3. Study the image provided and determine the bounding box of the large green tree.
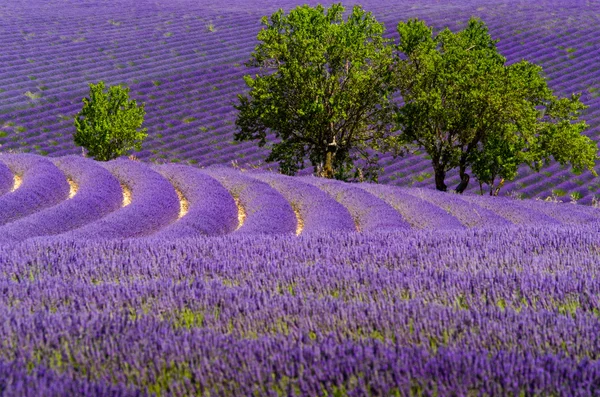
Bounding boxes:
[234,3,399,181]
[74,81,147,161]
[394,17,598,193]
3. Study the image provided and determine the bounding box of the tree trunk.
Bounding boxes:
[434,167,447,191]
[323,150,334,179]
[455,165,470,194]
[492,178,505,196]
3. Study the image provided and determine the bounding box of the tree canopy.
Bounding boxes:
[74,81,147,161]
[393,17,598,194]
[234,3,399,181]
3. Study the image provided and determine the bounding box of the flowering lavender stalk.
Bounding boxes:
[63,158,179,239]
[249,172,356,233]
[0,156,122,243]
[150,164,238,237]
[359,183,465,230]
[201,167,297,234]
[0,153,69,226]
[299,176,411,232]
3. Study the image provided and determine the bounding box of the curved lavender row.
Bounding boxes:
[460,194,561,225]
[151,164,238,237]
[359,183,465,230]
[401,187,513,228]
[0,161,13,196]
[63,159,179,239]
[0,156,123,243]
[249,172,356,233]
[505,197,600,225]
[0,154,70,226]
[299,176,411,232]
[201,167,297,234]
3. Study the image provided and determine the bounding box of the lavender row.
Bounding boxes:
[249,172,356,233]
[299,176,410,232]
[151,164,238,238]
[0,153,69,226]
[459,194,561,225]
[400,187,513,228]
[0,155,122,243]
[359,183,465,230]
[63,158,179,239]
[201,167,297,234]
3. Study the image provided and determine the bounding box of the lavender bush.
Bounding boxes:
[62,158,179,239]
[201,167,297,234]
[0,155,122,243]
[249,172,356,233]
[0,153,69,225]
[151,164,238,237]
[299,176,411,232]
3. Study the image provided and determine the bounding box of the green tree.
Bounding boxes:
[74,81,147,161]
[234,3,399,181]
[394,17,598,193]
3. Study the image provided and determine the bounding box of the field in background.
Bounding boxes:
[1,0,600,202]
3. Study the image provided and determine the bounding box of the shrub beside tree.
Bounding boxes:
[393,17,598,194]
[234,3,400,181]
[74,81,147,161]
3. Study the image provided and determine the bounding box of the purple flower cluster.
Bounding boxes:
[0,225,598,394]
[0,155,122,243]
[151,164,238,237]
[300,176,411,232]
[201,167,297,234]
[0,153,69,226]
[249,172,356,233]
[64,158,179,239]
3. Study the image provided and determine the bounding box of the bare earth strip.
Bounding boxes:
[67,178,78,199]
[234,197,246,230]
[11,175,22,192]
[174,188,189,219]
[291,203,304,236]
[121,184,132,207]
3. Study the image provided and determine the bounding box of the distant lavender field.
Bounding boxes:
[2,1,600,394]
[1,0,600,201]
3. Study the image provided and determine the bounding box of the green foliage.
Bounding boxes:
[234,3,399,181]
[73,81,147,161]
[394,17,599,194]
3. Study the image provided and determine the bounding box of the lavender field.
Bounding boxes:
[1,0,600,201]
[3,0,600,395]
[0,153,598,394]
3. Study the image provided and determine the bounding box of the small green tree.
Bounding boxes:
[234,3,399,181]
[394,17,598,194]
[74,81,147,161]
